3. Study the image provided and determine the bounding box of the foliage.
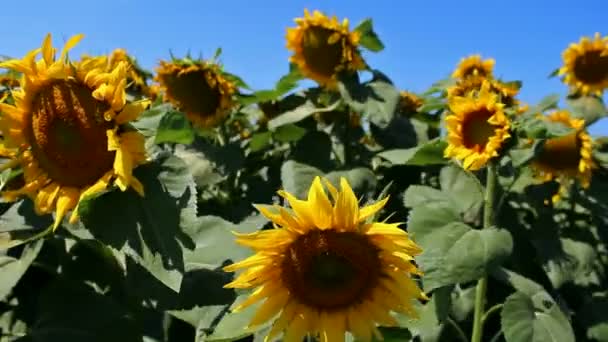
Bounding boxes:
[1,13,608,342]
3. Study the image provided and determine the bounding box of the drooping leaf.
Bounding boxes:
[501,291,575,342]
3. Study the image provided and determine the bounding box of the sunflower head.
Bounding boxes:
[399,91,423,115]
[444,80,511,170]
[155,58,237,128]
[286,9,366,89]
[558,33,608,96]
[0,34,150,229]
[224,176,426,342]
[451,55,495,80]
[530,110,595,202]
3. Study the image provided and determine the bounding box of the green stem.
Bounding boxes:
[446,316,468,342]
[471,162,497,342]
[481,303,503,325]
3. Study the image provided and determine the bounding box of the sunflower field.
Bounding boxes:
[1,9,608,342]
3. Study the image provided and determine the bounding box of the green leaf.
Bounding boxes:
[27,280,141,342]
[541,238,600,289]
[0,239,43,300]
[272,124,307,143]
[280,160,323,199]
[339,78,399,129]
[501,291,575,342]
[249,132,273,152]
[566,94,607,126]
[0,199,53,233]
[537,94,561,112]
[183,214,267,271]
[377,139,447,166]
[155,110,195,144]
[325,168,377,195]
[509,141,544,167]
[409,204,513,291]
[521,117,574,139]
[275,67,303,95]
[78,153,197,292]
[206,294,270,342]
[417,97,446,113]
[267,100,340,130]
[403,185,446,208]
[398,287,449,341]
[490,267,545,297]
[548,68,560,78]
[281,160,376,200]
[354,18,385,52]
[439,165,484,216]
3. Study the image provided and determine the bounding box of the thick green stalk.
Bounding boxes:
[471,162,497,342]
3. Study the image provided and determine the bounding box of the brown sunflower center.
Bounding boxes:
[28,80,115,187]
[462,66,487,78]
[536,132,581,171]
[461,108,497,150]
[301,26,345,77]
[573,50,608,84]
[281,229,381,310]
[165,69,221,117]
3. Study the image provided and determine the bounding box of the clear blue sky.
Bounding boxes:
[1,0,607,135]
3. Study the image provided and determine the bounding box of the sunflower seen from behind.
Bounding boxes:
[451,54,495,80]
[444,80,511,170]
[224,176,426,342]
[530,110,594,203]
[286,9,366,89]
[0,34,150,229]
[558,33,608,96]
[155,57,236,128]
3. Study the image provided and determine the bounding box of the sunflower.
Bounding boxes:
[399,91,423,115]
[0,34,150,229]
[451,55,495,80]
[444,80,511,170]
[286,9,366,89]
[224,177,426,342]
[80,48,152,97]
[155,58,236,128]
[530,110,594,202]
[558,33,608,96]
[447,78,519,108]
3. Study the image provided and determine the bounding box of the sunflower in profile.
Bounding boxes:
[558,33,608,96]
[224,177,426,342]
[444,80,511,170]
[452,55,495,80]
[530,110,594,203]
[0,34,150,229]
[155,58,236,128]
[399,91,423,115]
[286,9,366,88]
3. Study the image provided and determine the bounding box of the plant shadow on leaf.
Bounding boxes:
[21,279,142,342]
[78,154,196,293]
